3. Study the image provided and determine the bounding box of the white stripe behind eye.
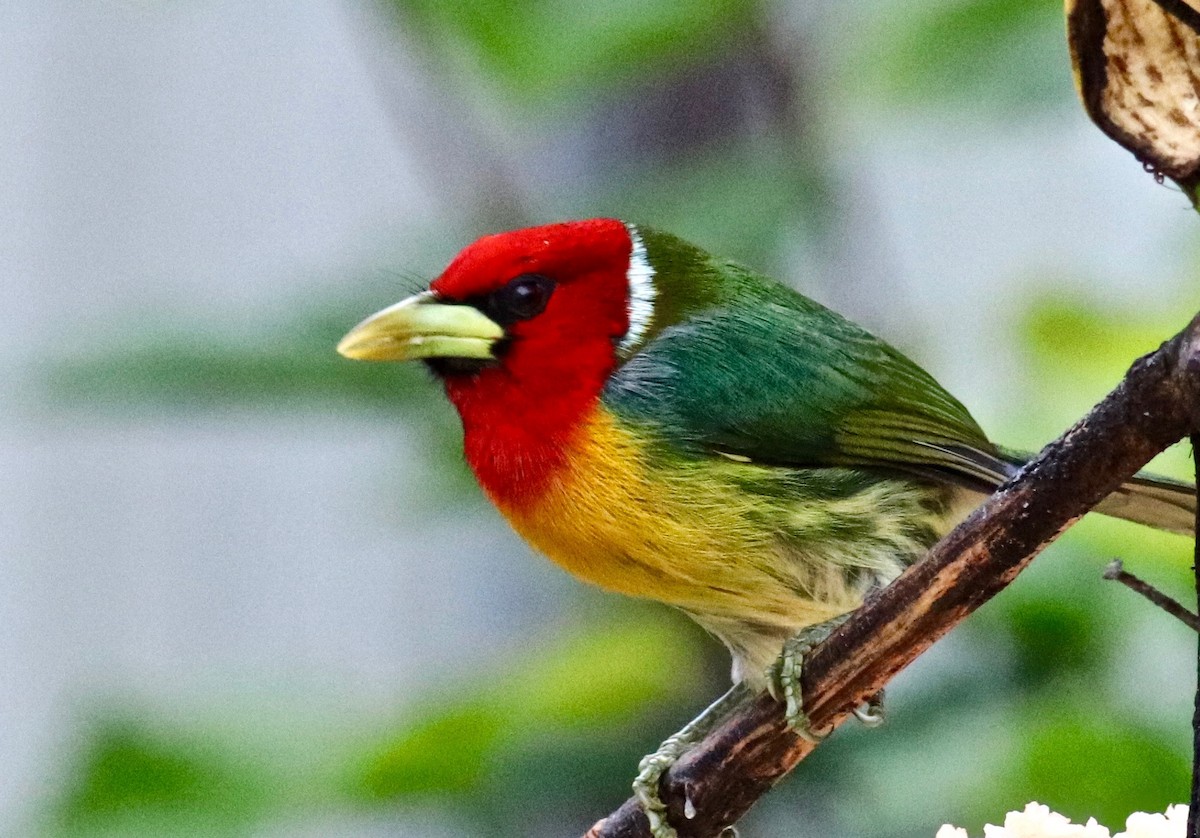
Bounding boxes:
[619,226,656,356]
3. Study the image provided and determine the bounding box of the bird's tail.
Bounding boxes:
[1093,473,1196,536]
[1001,451,1195,536]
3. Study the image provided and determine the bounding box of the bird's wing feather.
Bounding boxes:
[604,289,1008,491]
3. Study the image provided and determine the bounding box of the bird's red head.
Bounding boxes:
[429,218,636,381]
[338,218,657,504]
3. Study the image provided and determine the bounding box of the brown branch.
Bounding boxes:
[1103,558,1200,631]
[585,312,1200,838]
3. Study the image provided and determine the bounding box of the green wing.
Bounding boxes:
[603,270,1009,490]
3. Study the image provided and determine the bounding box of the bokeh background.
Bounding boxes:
[4,1,1198,836]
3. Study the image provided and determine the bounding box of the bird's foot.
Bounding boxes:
[767,615,853,741]
[633,683,749,838]
[634,737,689,838]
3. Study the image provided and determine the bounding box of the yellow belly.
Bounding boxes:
[490,407,974,685]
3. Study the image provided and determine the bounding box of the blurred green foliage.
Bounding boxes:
[1018,294,1197,478]
[44,612,706,837]
[594,148,825,274]
[852,0,1068,107]
[356,617,700,798]
[389,0,760,101]
[355,615,706,835]
[1017,710,1188,828]
[41,296,477,500]
[43,304,425,412]
[50,715,279,837]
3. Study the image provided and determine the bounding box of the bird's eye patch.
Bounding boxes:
[479,274,556,325]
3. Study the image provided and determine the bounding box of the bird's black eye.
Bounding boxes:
[483,274,555,325]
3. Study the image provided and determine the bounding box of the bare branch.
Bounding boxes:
[1103,558,1200,631]
[585,314,1200,838]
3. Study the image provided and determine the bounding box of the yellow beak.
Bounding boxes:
[336,292,505,362]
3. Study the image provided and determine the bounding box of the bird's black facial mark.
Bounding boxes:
[423,275,552,379]
[475,274,556,326]
[424,356,494,377]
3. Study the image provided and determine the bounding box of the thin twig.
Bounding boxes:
[585,313,1200,838]
[1103,559,1200,631]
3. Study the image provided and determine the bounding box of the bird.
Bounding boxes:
[337,218,1195,837]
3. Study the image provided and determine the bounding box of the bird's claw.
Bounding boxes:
[632,684,749,838]
[634,742,686,838]
[769,615,853,740]
[853,690,886,727]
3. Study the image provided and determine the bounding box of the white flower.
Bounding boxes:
[1114,804,1188,838]
[936,820,968,835]
[937,803,1187,838]
[987,802,1110,838]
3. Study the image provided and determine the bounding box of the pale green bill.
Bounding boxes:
[337,292,504,362]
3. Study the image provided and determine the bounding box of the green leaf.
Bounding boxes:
[1023,298,1171,390]
[504,616,697,726]
[352,610,703,802]
[52,716,275,833]
[359,703,509,799]
[1015,711,1189,828]
[1003,592,1106,685]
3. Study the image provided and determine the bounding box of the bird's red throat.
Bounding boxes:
[441,339,618,511]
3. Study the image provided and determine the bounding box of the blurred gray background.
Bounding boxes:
[3,1,1197,836]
